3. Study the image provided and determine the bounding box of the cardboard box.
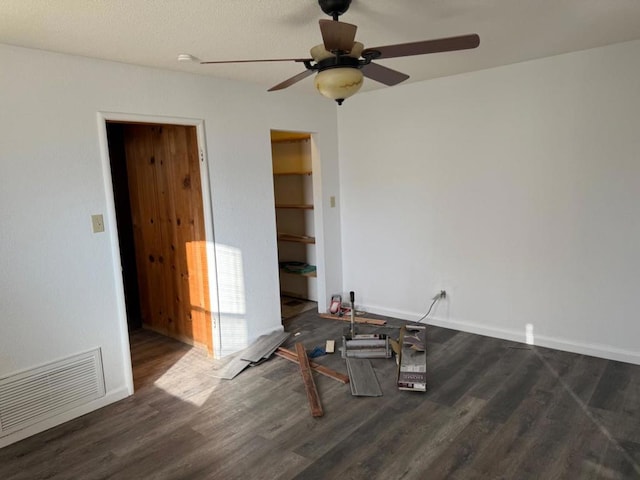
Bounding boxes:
[397,324,427,392]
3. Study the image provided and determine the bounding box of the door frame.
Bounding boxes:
[96,112,221,394]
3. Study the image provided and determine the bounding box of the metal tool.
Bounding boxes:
[341,291,391,359]
[350,290,356,338]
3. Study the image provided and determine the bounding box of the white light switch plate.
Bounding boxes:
[91,214,105,233]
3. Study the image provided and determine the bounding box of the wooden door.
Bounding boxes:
[122,123,213,355]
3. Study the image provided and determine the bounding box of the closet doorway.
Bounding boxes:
[271,130,319,321]
[106,121,214,355]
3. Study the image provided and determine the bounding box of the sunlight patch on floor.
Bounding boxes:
[153,349,220,406]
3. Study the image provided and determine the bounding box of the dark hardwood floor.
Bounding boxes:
[1,311,640,479]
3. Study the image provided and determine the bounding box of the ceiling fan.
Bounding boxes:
[201,0,480,105]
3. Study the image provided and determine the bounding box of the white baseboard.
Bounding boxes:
[363,304,640,366]
[0,386,131,449]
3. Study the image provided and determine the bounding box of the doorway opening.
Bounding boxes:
[270,130,319,322]
[105,121,215,364]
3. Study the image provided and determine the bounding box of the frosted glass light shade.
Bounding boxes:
[314,68,363,102]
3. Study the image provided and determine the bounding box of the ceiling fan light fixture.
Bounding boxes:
[200,0,480,103]
[314,67,363,105]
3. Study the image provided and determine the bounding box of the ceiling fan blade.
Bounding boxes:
[364,34,480,60]
[361,62,409,86]
[268,70,314,91]
[319,19,357,52]
[201,58,310,64]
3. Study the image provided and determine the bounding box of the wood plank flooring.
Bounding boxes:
[280,296,316,322]
[1,311,640,479]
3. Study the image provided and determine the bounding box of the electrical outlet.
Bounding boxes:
[432,290,447,300]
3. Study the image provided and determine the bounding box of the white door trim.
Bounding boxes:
[96,111,221,396]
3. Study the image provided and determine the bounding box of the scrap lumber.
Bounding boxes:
[210,357,251,380]
[325,339,335,354]
[295,343,324,417]
[319,313,386,326]
[213,331,290,380]
[240,331,290,363]
[275,347,349,384]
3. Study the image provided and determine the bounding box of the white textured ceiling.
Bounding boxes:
[2,0,640,95]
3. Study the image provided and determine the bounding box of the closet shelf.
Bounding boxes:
[273,171,312,176]
[277,233,316,244]
[280,268,317,278]
[275,204,314,210]
[279,261,316,277]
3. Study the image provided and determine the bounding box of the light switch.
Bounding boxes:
[330,196,336,208]
[91,214,105,233]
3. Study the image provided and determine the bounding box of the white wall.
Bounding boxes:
[338,39,640,364]
[0,43,341,446]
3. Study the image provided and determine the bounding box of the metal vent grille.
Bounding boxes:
[0,348,105,436]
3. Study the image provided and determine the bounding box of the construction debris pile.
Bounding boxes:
[212,291,427,417]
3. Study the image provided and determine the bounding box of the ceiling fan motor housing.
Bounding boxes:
[316,55,360,71]
[318,0,352,19]
[201,0,479,105]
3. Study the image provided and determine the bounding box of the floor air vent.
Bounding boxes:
[0,348,105,436]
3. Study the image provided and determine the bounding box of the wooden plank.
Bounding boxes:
[295,343,323,417]
[210,357,251,380]
[318,313,386,326]
[160,125,213,355]
[272,171,312,176]
[345,358,382,397]
[275,348,349,384]
[277,233,316,244]
[275,204,314,209]
[165,125,212,354]
[240,331,291,363]
[124,124,168,334]
[152,125,177,339]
